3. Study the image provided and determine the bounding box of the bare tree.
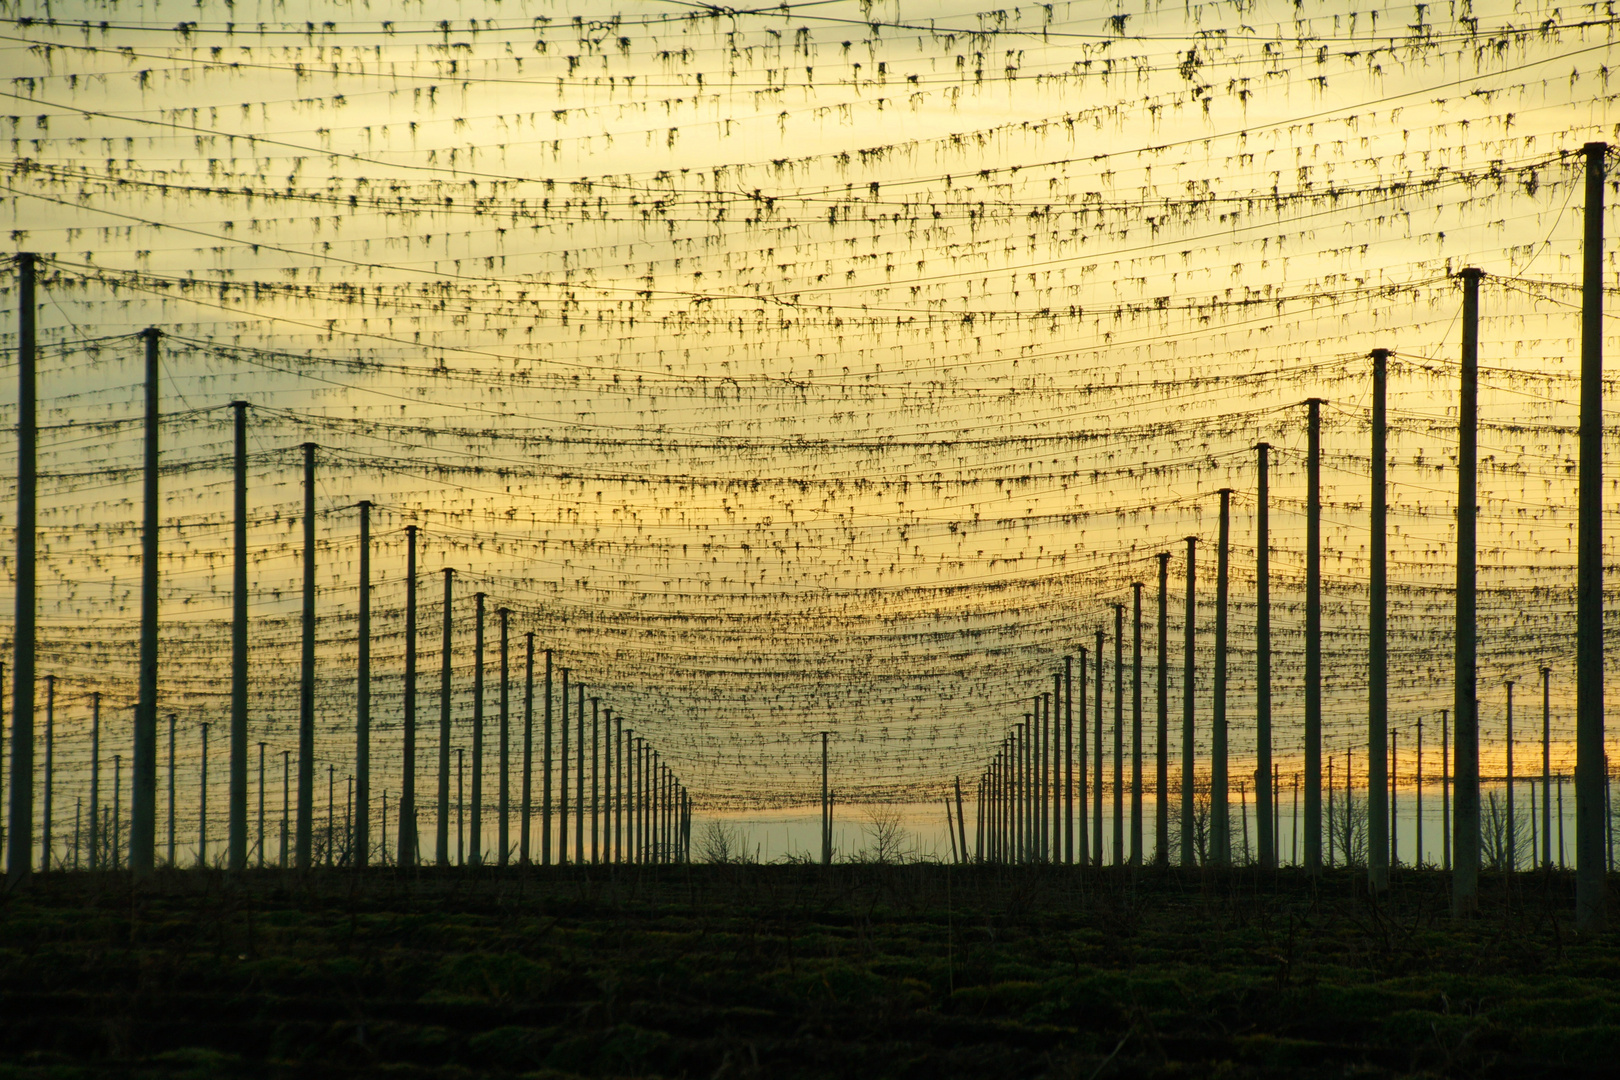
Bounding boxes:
[695,819,751,864]
[856,804,912,864]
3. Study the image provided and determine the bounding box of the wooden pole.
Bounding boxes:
[1094,629,1104,866]
[41,675,53,871]
[437,568,453,866]
[1576,143,1608,930]
[1506,680,1516,873]
[1131,582,1144,866]
[1213,489,1231,866]
[1256,443,1273,868]
[522,633,533,865]
[1076,648,1087,867]
[1304,398,1324,877]
[1454,268,1482,914]
[355,501,371,869]
[198,721,209,868]
[1181,537,1197,867]
[543,650,553,865]
[89,693,100,870]
[1113,603,1124,865]
[400,526,417,869]
[296,443,317,871]
[471,592,485,866]
[167,713,176,866]
[7,253,36,882]
[1065,655,1075,865]
[1156,553,1170,866]
[1542,667,1552,870]
[498,608,510,866]
[132,327,163,878]
[1370,348,1392,894]
[229,401,249,872]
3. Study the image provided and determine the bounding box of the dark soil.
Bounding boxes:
[0,864,1614,1078]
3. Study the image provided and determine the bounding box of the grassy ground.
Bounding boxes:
[0,864,1614,1078]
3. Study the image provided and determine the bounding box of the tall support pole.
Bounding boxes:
[7,253,37,883]
[1094,629,1104,866]
[296,442,317,871]
[1052,677,1062,861]
[89,693,101,870]
[1416,717,1424,867]
[559,668,570,863]
[280,750,289,869]
[437,568,453,866]
[1156,553,1170,866]
[355,500,371,870]
[543,650,553,865]
[400,526,417,869]
[590,698,600,864]
[257,742,266,869]
[602,707,612,864]
[1305,398,1324,877]
[1577,141,1608,931]
[1113,603,1125,865]
[167,713,176,866]
[1542,667,1555,867]
[1065,655,1074,864]
[614,715,624,863]
[575,685,586,860]
[1455,268,1483,915]
[471,593,485,866]
[198,721,209,868]
[41,675,53,871]
[1255,444,1274,868]
[521,632,534,865]
[821,731,830,865]
[229,401,249,872]
[498,608,510,866]
[1077,647,1088,866]
[1212,490,1232,866]
[1039,692,1050,861]
[1506,680,1516,872]
[132,326,163,877]
[1369,347,1391,894]
[1442,709,1451,871]
[1181,538,1197,866]
[1131,582,1144,866]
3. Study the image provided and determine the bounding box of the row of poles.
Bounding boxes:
[3,278,693,878]
[978,652,1609,873]
[976,142,1612,927]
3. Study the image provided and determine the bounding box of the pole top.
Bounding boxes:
[358,498,372,509]
[140,326,161,340]
[1185,535,1198,544]
[1133,580,1144,590]
[405,523,418,534]
[301,440,318,452]
[442,565,454,574]
[1371,347,1392,360]
[1157,551,1170,561]
[229,399,250,409]
[1458,266,1485,282]
[1255,441,1271,452]
[1584,140,1609,154]
[1219,486,1233,496]
[1542,666,1552,676]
